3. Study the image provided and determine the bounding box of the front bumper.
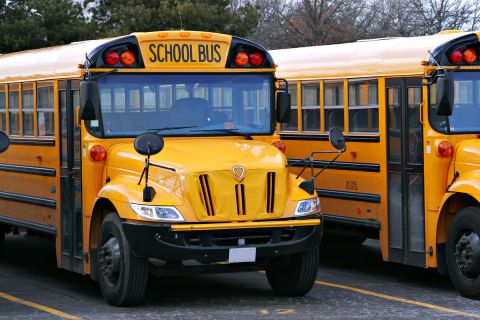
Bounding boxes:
[122,218,322,263]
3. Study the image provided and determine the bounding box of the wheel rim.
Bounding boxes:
[98,234,122,288]
[454,230,480,280]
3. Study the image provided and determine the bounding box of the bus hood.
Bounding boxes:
[455,139,480,165]
[106,139,289,221]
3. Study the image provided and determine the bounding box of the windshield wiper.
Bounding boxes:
[147,125,198,132]
[191,128,253,140]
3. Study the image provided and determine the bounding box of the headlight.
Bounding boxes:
[295,197,320,217]
[131,204,185,222]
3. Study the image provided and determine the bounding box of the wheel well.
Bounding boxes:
[436,193,479,274]
[89,198,117,281]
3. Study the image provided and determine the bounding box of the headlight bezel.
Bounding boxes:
[295,197,321,217]
[130,204,185,222]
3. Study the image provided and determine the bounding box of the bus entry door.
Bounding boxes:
[386,78,425,267]
[59,80,83,273]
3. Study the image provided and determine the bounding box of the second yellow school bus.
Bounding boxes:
[0,31,322,305]
[272,30,480,299]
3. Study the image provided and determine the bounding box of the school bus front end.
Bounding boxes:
[76,31,321,306]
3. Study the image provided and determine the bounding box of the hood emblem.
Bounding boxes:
[232,166,246,182]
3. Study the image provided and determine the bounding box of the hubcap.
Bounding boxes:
[454,230,480,279]
[98,235,122,287]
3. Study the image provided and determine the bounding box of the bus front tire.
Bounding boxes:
[446,206,480,299]
[266,248,318,296]
[97,212,149,306]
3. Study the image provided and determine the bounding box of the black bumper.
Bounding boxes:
[122,221,322,263]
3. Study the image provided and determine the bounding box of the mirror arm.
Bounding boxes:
[149,163,176,172]
[275,78,288,92]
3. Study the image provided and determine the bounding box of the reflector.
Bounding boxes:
[438,140,454,157]
[272,141,286,153]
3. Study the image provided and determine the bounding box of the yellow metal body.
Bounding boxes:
[0,30,318,275]
[271,31,480,269]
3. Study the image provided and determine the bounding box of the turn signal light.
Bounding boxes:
[120,50,136,66]
[90,145,107,161]
[463,48,477,64]
[235,52,249,66]
[438,140,454,157]
[272,141,286,153]
[104,50,120,66]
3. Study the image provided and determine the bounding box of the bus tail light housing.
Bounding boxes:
[272,141,286,153]
[438,140,454,157]
[90,145,107,161]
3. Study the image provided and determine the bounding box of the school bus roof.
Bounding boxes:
[0,38,114,83]
[270,31,480,80]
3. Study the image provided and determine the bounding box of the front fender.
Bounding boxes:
[448,169,480,197]
[96,175,184,220]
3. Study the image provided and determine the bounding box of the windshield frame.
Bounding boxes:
[428,70,480,135]
[84,72,276,139]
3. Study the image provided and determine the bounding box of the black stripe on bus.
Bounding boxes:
[288,158,380,172]
[10,138,55,146]
[316,188,381,203]
[0,163,56,176]
[0,214,56,235]
[321,214,381,231]
[0,191,56,208]
[280,134,380,142]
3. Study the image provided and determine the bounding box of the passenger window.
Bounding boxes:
[280,82,298,131]
[348,80,379,133]
[301,82,320,131]
[0,85,6,132]
[8,84,20,135]
[22,83,34,136]
[37,82,54,136]
[324,81,344,131]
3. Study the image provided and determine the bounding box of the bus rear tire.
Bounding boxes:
[266,248,318,296]
[446,206,480,299]
[97,212,149,306]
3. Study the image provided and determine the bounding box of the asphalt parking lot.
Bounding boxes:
[0,235,480,319]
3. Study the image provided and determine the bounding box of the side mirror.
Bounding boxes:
[436,76,454,116]
[0,131,9,153]
[329,127,346,151]
[276,91,291,123]
[80,80,101,120]
[134,132,164,156]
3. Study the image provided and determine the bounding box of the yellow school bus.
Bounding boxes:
[271,30,480,298]
[0,31,323,306]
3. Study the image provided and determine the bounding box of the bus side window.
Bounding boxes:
[301,82,320,132]
[324,81,344,131]
[348,79,379,133]
[280,82,298,131]
[8,84,20,135]
[0,85,6,132]
[37,82,54,136]
[22,83,34,136]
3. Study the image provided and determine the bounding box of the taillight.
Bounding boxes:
[235,52,249,66]
[449,49,463,64]
[120,50,136,66]
[90,145,107,161]
[463,48,477,64]
[438,140,454,157]
[272,141,286,153]
[104,50,120,66]
[249,52,264,66]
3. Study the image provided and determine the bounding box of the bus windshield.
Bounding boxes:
[86,73,273,137]
[430,72,480,134]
